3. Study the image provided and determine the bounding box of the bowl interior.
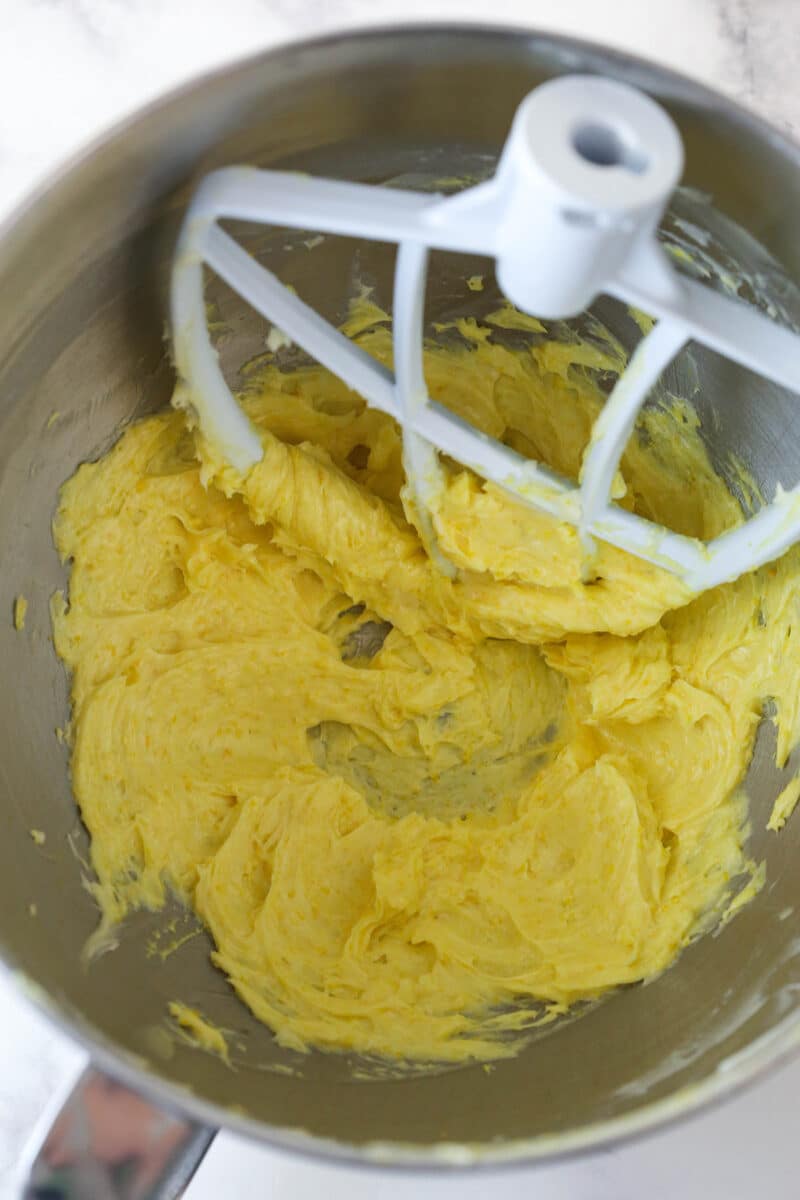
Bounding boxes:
[1,27,799,1159]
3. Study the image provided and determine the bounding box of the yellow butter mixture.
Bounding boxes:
[52,311,800,1063]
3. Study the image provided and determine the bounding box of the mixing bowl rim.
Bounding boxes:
[3,20,800,1169]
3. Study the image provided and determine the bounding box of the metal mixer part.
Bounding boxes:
[172,73,800,592]
[18,1062,213,1200]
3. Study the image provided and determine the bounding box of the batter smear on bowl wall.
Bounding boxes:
[52,305,799,1064]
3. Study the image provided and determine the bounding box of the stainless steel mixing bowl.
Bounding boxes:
[4,24,800,1198]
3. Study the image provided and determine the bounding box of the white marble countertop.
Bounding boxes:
[1,1,799,1197]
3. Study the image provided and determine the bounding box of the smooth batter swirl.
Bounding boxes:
[52,313,799,1062]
